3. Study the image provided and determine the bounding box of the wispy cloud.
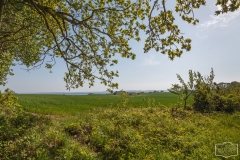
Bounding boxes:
[142,55,160,66]
[199,5,240,30]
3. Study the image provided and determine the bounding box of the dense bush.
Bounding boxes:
[193,79,240,113]
[193,91,240,113]
[170,69,240,113]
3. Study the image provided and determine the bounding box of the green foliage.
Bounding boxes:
[0,117,94,159]
[0,90,94,159]
[171,69,240,113]
[65,107,240,159]
[192,70,240,113]
[1,0,238,91]
[168,70,194,109]
[0,88,20,108]
[215,0,240,15]
[192,68,215,112]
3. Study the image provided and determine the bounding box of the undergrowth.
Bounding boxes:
[65,107,240,159]
[0,89,94,159]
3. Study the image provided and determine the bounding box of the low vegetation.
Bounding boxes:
[0,91,240,159]
[0,89,94,159]
[65,107,240,159]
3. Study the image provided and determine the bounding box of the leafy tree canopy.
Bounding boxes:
[0,0,239,92]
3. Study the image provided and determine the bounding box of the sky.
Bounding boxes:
[1,1,240,93]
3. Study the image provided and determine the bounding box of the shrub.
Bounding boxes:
[64,106,240,159]
[0,89,94,159]
[172,69,240,113]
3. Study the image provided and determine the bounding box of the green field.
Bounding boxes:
[17,92,186,115]
[1,92,238,159]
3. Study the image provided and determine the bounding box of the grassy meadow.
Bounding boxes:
[17,92,184,115]
[0,92,239,159]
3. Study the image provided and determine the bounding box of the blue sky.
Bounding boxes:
[1,1,240,93]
